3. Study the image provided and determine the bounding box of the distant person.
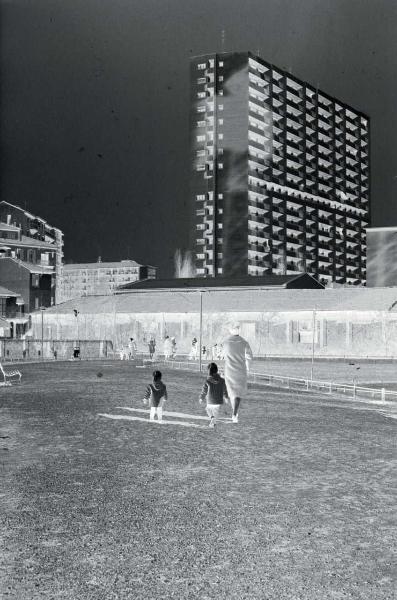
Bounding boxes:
[189,337,198,360]
[202,345,207,359]
[128,338,137,360]
[171,337,177,359]
[142,370,167,423]
[222,323,253,423]
[163,336,173,360]
[199,362,228,428]
[148,338,156,360]
[73,346,80,360]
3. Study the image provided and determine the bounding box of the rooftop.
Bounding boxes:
[0,285,20,298]
[117,274,323,291]
[0,257,54,274]
[63,260,143,271]
[45,286,397,316]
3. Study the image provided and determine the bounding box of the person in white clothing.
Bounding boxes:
[222,323,253,423]
[163,336,173,360]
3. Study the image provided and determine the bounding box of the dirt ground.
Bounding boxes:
[0,361,396,599]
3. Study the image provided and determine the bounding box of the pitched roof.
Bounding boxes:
[117,273,324,291]
[0,257,54,274]
[45,286,397,315]
[0,285,20,298]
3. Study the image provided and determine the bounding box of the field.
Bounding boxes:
[0,360,396,599]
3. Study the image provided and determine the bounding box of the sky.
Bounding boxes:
[1,0,396,277]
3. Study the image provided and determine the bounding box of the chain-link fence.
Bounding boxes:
[0,339,113,362]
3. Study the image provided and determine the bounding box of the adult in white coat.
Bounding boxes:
[222,323,253,423]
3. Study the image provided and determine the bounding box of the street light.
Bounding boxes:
[199,292,203,373]
[310,309,316,381]
[40,307,46,359]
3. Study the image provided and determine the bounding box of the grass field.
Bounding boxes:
[0,361,396,599]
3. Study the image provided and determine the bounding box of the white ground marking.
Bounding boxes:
[116,407,232,422]
[98,413,212,428]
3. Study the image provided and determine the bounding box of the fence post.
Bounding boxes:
[353,382,356,400]
[381,388,386,403]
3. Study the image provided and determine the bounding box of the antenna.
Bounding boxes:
[221,29,226,51]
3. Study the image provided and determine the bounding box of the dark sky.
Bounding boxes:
[1,0,396,277]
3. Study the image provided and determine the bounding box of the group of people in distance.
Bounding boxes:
[142,323,253,427]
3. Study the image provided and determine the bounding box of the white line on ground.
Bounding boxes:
[116,407,232,422]
[98,413,213,428]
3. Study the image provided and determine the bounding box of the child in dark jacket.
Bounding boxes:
[143,370,168,423]
[199,362,229,428]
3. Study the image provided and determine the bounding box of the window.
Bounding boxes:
[218,193,223,199]
[197,77,206,84]
[196,165,205,171]
[218,76,224,82]
[209,59,214,68]
[218,148,223,155]
[218,223,223,229]
[219,61,224,67]
[218,163,223,169]
[218,133,223,140]
[217,268,223,274]
[218,208,223,214]
[198,63,206,70]
[218,90,224,96]
[196,135,205,142]
[197,105,206,113]
[197,92,206,99]
[197,120,206,127]
[218,104,224,111]
[218,118,223,125]
[196,194,205,200]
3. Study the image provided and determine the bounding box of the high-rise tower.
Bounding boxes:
[190,52,369,285]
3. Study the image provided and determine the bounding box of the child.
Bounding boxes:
[143,370,168,422]
[199,362,228,428]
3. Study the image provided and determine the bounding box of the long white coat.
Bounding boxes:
[222,334,253,399]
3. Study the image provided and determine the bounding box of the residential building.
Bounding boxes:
[0,201,64,305]
[366,226,397,287]
[58,260,157,302]
[0,285,24,337]
[191,52,369,285]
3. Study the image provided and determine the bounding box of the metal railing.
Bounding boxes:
[158,358,397,404]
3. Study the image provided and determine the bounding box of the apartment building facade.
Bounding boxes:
[190,52,369,285]
[58,260,157,302]
[0,202,64,311]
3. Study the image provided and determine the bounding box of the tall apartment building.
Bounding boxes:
[58,260,157,302]
[191,52,369,285]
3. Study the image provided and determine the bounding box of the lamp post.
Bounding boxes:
[40,307,45,359]
[199,292,203,373]
[310,309,316,381]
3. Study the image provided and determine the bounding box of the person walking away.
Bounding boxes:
[142,370,167,422]
[128,337,137,360]
[199,362,228,428]
[222,323,253,423]
[148,338,156,360]
[163,336,173,360]
[189,337,198,360]
[171,337,177,359]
